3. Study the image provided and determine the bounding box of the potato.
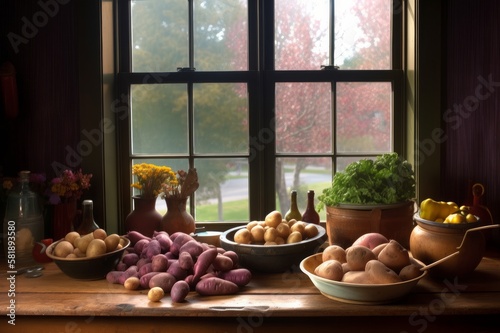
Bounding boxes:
[290,221,306,235]
[275,222,290,239]
[124,276,141,290]
[65,253,77,259]
[93,228,107,240]
[345,245,376,271]
[352,232,389,250]
[75,232,94,253]
[148,286,165,302]
[342,270,375,284]
[104,234,121,252]
[304,224,319,239]
[250,225,265,243]
[265,210,282,228]
[86,239,107,257]
[264,227,278,242]
[234,228,252,244]
[274,236,285,245]
[365,260,402,284]
[399,263,423,281]
[64,231,80,246]
[377,240,410,274]
[246,221,259,231]
[264,241,277,246]
[54,240,74,258]
[372,242,388,258]
[286,231,303,244]
[322,245,346,263]
[314,260,344,281]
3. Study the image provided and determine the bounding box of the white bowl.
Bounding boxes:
[300,253,427,304]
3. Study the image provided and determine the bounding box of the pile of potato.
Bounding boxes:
[315,233,423,284]
[52,229,125,259]
[233,210,319,245]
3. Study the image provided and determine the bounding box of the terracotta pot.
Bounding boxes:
[124,196,162,238]
[410,214,496,279]
[161,197,195,235]
[325,201,415,249]
[52,200,77,240]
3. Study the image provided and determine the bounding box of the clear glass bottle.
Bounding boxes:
[76,200,99,235]
[301,190,320,225]
[285,190,302,222]
[3,171,44,267]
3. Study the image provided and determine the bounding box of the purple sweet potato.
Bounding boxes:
[212,254,233,272]
[148,272,176,293]
[170,233,196,256]
[178,251,194,271]
[192,247,218,285]
[117,265,139,285]
[126,231,151,245]
[140,272,160,289]
[222,251,239,268]
[154,233,173,253]
[115,261,128,271]
[106,271,123,284]
[142,239,161,259]
[179,240,204,258]
[122,252,140,267]
[171,280,190,303]
[195,277,239,296]
[133,238,150,255]
[151,254,170,272]
[218,268,252,287]
[138,262,153,276]
[167,260,189,280]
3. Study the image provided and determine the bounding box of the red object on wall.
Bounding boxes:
[0,61,19,119]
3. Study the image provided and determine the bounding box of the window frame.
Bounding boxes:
[115,0,406,229]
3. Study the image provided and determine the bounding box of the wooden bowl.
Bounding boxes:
[45,237,130,280]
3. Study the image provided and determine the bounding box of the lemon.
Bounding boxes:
[449,213,466,224]
[466,214,477,223]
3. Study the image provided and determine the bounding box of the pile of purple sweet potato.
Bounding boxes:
[106,230,252,302]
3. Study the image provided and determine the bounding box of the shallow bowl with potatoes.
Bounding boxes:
[220,223,327,273]
[300,253,427,304]
[46,235,130,280]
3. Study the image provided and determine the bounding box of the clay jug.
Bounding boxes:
[124,196,162,238]
[161,197,195,235]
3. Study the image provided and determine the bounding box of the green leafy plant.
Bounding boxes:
[317,153,416,210]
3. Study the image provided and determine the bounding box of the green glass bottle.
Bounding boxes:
[285,190,302,222]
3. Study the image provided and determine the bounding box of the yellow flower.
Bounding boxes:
[131,163,177,198]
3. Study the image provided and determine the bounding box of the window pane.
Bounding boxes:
[276,157,332,221]
[275,82,332,153]
[335,0,392,69]
[194,0,248,71]
[194,158,249,221]
[275,0,329,70]
[193,83,248,154]
[336,82,392,153]
[131,84,188,154]
[131,0,189,72]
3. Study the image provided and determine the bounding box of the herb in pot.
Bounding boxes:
[317,153,416,210]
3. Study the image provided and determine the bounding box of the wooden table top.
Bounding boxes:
[1,251,500,332]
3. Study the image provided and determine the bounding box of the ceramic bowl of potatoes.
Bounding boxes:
[300,232,427,304]
[219,210,327,273]
[45,229,130,280]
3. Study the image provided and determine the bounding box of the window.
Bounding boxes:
[116,0,405,225]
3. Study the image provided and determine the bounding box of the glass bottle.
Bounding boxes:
[76,200,99,235]
[301,190,320,225]
[285,190,302,222]
[2,171,44,267]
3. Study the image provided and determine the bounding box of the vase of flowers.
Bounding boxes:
[48,169,92,240]
[124,163,177,237]
[160,168,199,235]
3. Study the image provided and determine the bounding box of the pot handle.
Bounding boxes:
[457,224,500,250]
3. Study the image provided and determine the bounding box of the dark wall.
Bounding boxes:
[442,0,500,240]
[0,0,80,179]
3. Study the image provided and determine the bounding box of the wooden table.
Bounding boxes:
[2,252,500,333]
